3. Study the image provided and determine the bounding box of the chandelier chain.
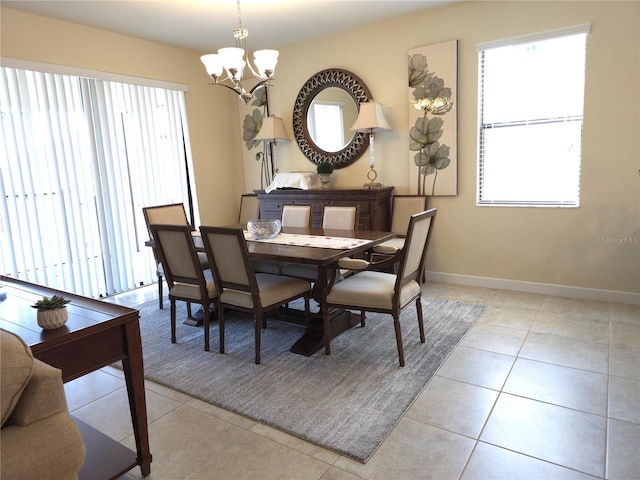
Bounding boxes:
[233,0,248,40]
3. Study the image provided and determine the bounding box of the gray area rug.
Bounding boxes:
[135,297,486,463]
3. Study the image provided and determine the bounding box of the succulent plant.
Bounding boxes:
[31,295,71,311]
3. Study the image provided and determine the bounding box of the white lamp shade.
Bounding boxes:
[253,49,279,78]
[200,54,224,76]
[255,115,290,142]
[218,47,245,80]
[350,102,391,132]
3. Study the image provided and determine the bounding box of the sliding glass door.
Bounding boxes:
[0,67,198,298]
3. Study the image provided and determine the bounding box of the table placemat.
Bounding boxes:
[243,231,371,250]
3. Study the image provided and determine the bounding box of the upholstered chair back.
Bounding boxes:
[398,211,435,286]
[389,196,429,236]
[203,229,252,289]
[239,194,260,224]
[153,228,198,279]
[281,205,311,228]
[143,203,190,230]
[322,206,359,230]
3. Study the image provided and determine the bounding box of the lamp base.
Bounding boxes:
[363,166,383,189]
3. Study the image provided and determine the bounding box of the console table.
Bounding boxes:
[254,186,394,230]
[0,276,151,479]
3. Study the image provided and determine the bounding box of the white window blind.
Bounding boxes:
[0,67,198,298]
[477,25,589,207]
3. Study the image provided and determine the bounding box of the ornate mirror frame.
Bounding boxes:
[292,68,372,169]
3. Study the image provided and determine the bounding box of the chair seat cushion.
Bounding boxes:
[170,270,217,300]
[1,329,34,426]
[326,271,421,310]
[220,273,309,309]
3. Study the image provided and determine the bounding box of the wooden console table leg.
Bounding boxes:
[122,321,152,476]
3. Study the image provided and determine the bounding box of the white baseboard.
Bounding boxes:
[424,271,640,305]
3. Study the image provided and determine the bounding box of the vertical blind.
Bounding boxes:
[0,67,199,298]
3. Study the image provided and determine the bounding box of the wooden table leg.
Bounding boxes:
[122,321,152,476]
[289,264,361,356]
[289,308,361,356]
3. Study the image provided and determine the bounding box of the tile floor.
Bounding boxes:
[63,282,640,480]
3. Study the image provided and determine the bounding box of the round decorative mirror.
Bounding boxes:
[292,69,372,168]
[307,87,358,152]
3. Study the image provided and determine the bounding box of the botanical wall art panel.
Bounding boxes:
[241,87,271,190]
[408,40,458,195]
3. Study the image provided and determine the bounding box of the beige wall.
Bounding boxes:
[0,6,246,226]
[267,0,639,295]
[1,1,638,296]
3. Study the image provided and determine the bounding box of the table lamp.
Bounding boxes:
[255,114,290,180]
[350,102,391,189]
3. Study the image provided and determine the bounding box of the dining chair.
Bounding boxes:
[375,195,429,253]
[280,205,360,281]
[142,203,209,309]
[238,193,260,224]
[281,204,311,228]
[148,224,218,352]
[200,226,311,364]
[371,195,429,280]
[320,208,437,366]
[322,205,359,230]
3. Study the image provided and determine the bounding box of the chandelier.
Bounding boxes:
[200,0,279,104]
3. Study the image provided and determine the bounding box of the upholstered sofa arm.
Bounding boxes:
[1,329,86,480]
[8,359,70,426]
[1,412,86,480]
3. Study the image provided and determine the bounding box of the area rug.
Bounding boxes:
[134,297,486,463]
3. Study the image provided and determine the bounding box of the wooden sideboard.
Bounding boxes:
[255,186,394,231]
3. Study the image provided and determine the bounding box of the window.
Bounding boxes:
[477,24,589,207]
[0,66,198,298]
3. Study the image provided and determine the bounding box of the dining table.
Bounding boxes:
[147,225,395,356]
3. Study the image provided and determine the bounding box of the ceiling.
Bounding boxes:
[2,0,455,53]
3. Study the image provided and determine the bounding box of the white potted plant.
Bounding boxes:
[31,295,71,330]
[316,161,334,187]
